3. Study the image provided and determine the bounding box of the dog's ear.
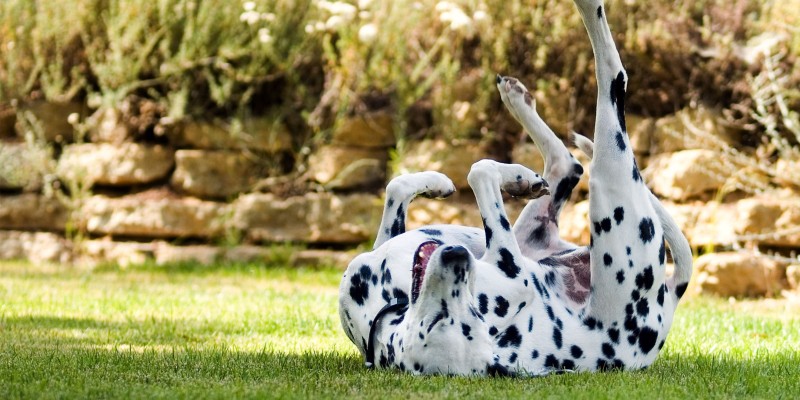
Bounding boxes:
[486,362,515,377]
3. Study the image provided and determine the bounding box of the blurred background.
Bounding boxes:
[1,0,799,298]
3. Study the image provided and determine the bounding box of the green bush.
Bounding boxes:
[1,0,798,151]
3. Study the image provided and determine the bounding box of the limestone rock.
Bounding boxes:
[651,106,740,155]
[735,196,800,247]
[0,230,73,264]
[686,201,738,247]
[307,145,387,190]
[172,118,293,152]
[398,139,487,190]
[58,143,174,187]
[154,243,221,265]
[559,200,592,245]
[332,112,395,148]
[694,252,785,297]
[171,150,263,198]
[787,265,800,291]
[15,101,84,142]
[82,194,227,238]
[627,115,655,156]
[511,143,592,194]
[290,249,355,269]
[644,149,728,200]
[233,192,382,244]
[510,143,545,173]
[0,193,66,231]
[87,107,133,144]
[81,240,155,267]
[0,142,51,191]
[406,195,526,231]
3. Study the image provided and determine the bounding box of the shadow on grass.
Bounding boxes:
[1,317,798,399]
[0,315,278,349]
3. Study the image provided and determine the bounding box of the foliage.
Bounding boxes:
[2,0,798,146]
[0,262,799,398]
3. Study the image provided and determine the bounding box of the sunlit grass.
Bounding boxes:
[1,261,798,399]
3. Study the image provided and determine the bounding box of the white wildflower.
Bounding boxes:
[473,10,489,24]
[439,7,472,32]
[67,113,80,125]
[305,24,316,34]
[318,1,357,21]
[240,10,260,25]
[454,101,470,121]
[325,15,345,30]
[358,23,378,44]
[435,1,455,12]
[261,12,276,22]
[358,11,371,19]
[6,41,14,51]
[243,1,256,11]
[315,21,326,31]
[258,28,273,44]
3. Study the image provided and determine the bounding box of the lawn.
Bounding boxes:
[1,261,798,399]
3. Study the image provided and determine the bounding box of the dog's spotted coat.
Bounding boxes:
[339,0,692,376]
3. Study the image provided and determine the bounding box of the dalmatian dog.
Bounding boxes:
[338,0,692,375]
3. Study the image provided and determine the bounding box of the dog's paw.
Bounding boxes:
[415,171,457,199]
[498,163,550,199]
[496,74,535,123]
[387,171,455,199]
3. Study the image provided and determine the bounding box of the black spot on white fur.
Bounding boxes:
[494,296,510,317]
[639,218,655,243]
[610,71,627,132]
[497,248,520,279]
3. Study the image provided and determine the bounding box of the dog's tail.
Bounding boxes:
[571,132,692,302]
[649,192,693,302]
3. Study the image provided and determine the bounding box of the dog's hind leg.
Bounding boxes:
[573,132,693,307]
[575,0,671,362]
[372,172,456,249]
[496,75,586,259]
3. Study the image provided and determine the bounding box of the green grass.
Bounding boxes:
[1,261,799,399]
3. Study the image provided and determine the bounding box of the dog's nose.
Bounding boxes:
[496,74,503,84]
[441,246,469,263]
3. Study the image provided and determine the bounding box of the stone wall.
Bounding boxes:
[2,102,800,297]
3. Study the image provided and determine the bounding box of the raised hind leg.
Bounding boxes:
[576,0,672,363]
[496,75,586,259]
[372,172,456,249]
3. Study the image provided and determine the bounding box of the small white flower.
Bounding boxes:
[435,1,455,12]
[319,1,357,21]
[358,0,373,9]
[473,10,489,24]
[454,101,470,121]
[325,15,345,30]
[315,21,326,31]
[358,23,378,44]
[358,10,371,19]
[67,113,80,125]
[6,41,14,51]
[439,8,472,32]
[305,24,315,34]
[243,1,256,11]
[258,28,273,44]
[240,10,260,25]
[261,12,276,22]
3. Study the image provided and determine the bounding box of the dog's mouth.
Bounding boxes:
[411,241,440,304]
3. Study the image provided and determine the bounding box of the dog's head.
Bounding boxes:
[400,241,495,375]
